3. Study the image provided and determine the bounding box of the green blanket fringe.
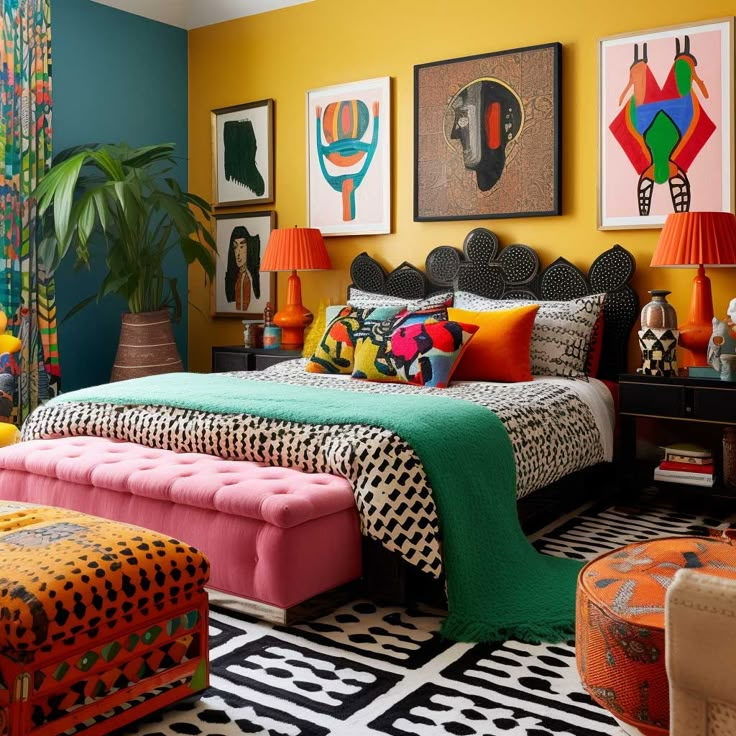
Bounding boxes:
[50,372,583,643]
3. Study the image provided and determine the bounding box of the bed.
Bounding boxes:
[17,230,639,639]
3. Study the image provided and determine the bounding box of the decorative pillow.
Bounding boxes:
[448,304,539,382]
[585,311,605,377]
[388,320,479,388]
[301,302,329,358]
[350,304,450,382]
[348,288,453,311]
[393,303,449,327]
[325,304,348,324]
[453,292,606,377]
[306,306,402,374]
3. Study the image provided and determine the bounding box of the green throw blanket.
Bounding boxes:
[50,372,583,643]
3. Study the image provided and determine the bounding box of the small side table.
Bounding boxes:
[618,372,736,496]
[211,346,302,373]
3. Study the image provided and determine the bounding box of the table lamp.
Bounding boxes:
[260,227,332,349]
[651,211,736,367]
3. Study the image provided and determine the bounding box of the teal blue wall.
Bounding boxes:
[53,0,188,390]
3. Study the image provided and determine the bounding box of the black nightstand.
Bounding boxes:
[619,373,736,496]
[211,346,302,373]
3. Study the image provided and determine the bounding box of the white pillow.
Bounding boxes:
[347,287,452,311]
[454,291,606,377]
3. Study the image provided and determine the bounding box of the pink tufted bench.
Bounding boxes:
[0,437,361,622]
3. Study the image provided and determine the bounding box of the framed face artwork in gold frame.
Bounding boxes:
[211,211,276,318]
[211,99,274,207]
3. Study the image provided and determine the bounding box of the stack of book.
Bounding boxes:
[654,443,715,488]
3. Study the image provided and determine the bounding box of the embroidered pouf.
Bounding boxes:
[0,502,209,736]
[576,536,736,736]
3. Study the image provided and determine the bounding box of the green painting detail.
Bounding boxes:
[223,120,265,196]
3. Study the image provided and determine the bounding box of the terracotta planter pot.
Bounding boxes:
[111,310,183,382]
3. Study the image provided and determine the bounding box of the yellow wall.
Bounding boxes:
[188,0,736,373]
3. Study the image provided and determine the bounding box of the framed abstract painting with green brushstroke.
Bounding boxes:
[212,99,274,207]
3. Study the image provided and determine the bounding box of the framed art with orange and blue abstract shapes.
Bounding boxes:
[414,43,561,222]
[306,77,391,237]
[598,18,735,230]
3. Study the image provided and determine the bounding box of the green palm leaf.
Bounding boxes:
[32,142,216,316]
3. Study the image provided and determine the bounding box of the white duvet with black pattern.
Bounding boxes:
[22,360,612,579]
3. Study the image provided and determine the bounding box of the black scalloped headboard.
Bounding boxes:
[349,227,639,380]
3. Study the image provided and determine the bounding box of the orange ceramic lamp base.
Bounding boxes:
[678,264,714,368]
[273,271,314,349]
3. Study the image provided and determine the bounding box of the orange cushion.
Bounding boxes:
[448,304,539,382]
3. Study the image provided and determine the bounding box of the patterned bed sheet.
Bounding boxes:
[22,360,613,579]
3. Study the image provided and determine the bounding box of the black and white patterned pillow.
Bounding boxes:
[454,291,606,377]
[348,288,453,311]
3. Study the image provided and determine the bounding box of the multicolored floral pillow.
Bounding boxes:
[351,305,449,382]
[306,306,402,374]
[387,320,479,388]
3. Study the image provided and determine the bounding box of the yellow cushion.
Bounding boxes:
[448,304,539,382]
[301,302,329,358]
[0,335,21,355]
[0,423,20,446]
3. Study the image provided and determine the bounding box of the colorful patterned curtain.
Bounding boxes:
[0,0,58,424]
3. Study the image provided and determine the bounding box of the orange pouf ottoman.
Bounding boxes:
[576,536,736,736]
[0,502,210,736]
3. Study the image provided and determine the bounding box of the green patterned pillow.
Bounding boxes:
[306,306,402,374]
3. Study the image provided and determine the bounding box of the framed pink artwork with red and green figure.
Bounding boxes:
[599,18,735,230]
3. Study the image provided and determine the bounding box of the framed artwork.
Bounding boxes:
[211,99,274,207]
[306,77,391,236]
[211,211,276,318]
[599,18,735,230]
[414,43,561,222]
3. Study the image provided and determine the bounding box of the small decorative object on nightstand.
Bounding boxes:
[638,290,679,376]
[651,211,736,368]
[721,354,736,382]
[260,228,332,349]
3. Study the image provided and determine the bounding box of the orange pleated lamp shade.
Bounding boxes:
[651,212,736,268]
[260,228,332,272]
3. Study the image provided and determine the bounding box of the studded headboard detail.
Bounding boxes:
[349,228,639,380]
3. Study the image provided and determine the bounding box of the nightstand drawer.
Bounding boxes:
[692,386,736,423]
[212,351,251,372]
[620,381,685,418]
[253,353,298,371]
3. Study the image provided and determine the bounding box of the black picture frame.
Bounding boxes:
[414,42,562,222]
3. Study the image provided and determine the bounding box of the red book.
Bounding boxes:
[659,460,714,475]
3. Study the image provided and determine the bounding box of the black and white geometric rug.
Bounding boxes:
[122,496,735,736]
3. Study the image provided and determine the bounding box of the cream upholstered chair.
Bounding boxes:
[666,568,736,736]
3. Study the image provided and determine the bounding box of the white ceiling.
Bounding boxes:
[90,0,315,30]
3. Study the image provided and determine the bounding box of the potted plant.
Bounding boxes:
[34,142,216,381]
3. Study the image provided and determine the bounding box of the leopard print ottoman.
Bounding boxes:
[0,502,210,736]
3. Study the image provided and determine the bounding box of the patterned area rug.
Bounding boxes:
[118,495,735,736]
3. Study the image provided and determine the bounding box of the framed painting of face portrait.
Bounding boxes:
[212,99,274,207]
[212,211,276,318]
[599,18,734,229]
[414,44,561,221]
[306,77,391,236]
